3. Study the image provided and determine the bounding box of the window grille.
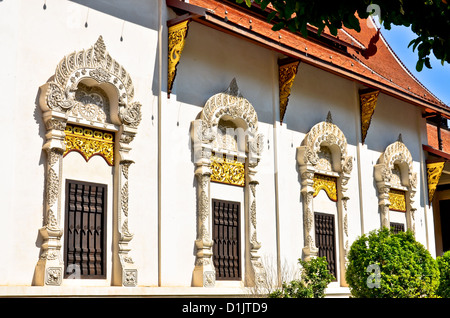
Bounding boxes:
[314,212,337,279]
[64,180,107,279]
[390,222,405,234]
[212,199,241,280]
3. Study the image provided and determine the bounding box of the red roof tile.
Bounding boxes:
[170,0,449,115]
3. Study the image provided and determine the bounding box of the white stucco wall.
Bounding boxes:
[0,0,437,294]
[0,0,160,287]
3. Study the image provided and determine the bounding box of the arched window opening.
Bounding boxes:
[190,79,265,288]
[297,112,353,286]
[374,135,417,234]
[35,36,142,287]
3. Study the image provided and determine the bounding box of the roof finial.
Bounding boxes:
[227,78,241,97]
[94,35,107,65]
[326,111,333,124]
[397,133,403,143]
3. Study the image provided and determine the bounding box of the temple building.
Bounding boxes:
[0,0,449,297]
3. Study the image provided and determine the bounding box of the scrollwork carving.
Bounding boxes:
[119,102,142,128]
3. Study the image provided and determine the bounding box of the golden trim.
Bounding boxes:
[427,161,445,203]
[64,124,114,166]
[313,174,337,201]
[168,20,190,96]
[360,90,379,144]
[279,60,300,124]
[389,189,406,212]
[210,153,245,187]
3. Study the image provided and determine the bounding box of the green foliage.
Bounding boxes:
[236,0,450,71]
[345,228,440,298]
[269,256,335,298]
[436,251,450,298]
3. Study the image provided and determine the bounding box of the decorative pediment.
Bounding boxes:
[298,112,352,175]
[39,36,142,129]
[375,135,416,189]
[201,78,259,135]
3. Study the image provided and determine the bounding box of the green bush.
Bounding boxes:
[436,251,450,298]
[345,228,440,298]
[269,256,335,298]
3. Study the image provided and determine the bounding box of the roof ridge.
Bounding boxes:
[377,23,445,105]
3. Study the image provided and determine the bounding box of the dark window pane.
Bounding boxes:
[64,180,107,279]
[212,199,241,280]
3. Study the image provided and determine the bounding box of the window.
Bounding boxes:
[390,222,405,234]
[212,199,241,280]
[314,212,337,279]
[64,180,107,279]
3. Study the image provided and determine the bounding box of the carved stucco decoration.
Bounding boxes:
[374,134,417,233]
[191,79,266,288]
[279,59,300,124]
[210,152,245,187]
[389,189,407,212]
[427,161,445,203]
[359,90,379,144]
[313,174,338,202]
[297,112,352,284]
[168,20,190,97]
[64,124,115,166]
[36,36,142,287]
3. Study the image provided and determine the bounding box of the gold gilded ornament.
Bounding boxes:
[389,189,406,212]
[210,153,245,187]
[313,174,337,201]
[427,161,445,203]
[360,90,379,144]
[64,124,114,166]
[279,60,300,124]
[168,20,189,96]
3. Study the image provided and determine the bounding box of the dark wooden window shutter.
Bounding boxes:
[390,222,405,234]
[64,180,107,279]
[212,199,241,280]
[314,212,337,279]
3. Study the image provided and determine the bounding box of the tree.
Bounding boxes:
[236,0,450,72]
[345,228,439,298]
[436,251,450,298]
[269,257,335,298]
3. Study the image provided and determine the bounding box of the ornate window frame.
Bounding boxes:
[296,113,353,283]
[374,135,417,233]
[35,36,142,286]
[190,79,266,288]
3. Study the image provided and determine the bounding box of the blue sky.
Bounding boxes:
[379,24,450,107]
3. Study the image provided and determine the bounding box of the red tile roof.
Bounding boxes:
[168,0,449,116]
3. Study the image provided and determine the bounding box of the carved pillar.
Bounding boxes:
[113,126,138,286]
[340,157,353,261]
[407,172,418,235]
[191,119,216,287]
[168,19,190,97]
[34,112,66,286]
[300,166,319,261]
[246,158,266,287]
[192,168,216,287]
